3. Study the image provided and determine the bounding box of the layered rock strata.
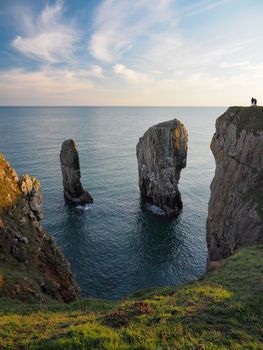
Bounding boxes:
[136,119,188,217]
[60,139,93,204]
[0,153,79,303]
[207,107,263,261]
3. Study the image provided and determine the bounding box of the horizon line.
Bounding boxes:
[0,105,232,108]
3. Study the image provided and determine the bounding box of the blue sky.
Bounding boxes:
[0,0,262,105]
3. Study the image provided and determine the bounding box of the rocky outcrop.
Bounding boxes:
[207,107,263,261]
[60,139,93,204]
[0,153,79,303]
[136,119,188,217]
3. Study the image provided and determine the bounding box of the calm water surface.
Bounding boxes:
[0,107,225,299]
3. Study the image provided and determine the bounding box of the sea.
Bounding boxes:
[0,106,226,299]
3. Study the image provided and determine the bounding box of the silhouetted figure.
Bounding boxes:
[251,97,257,106]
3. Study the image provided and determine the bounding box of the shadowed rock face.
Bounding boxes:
[60,139,93,204]
[136,119,188,217]
[0,153,80,303]
[207,107,263,261]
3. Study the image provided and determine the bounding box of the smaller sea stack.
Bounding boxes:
[136,118,188,217]
[60,139,93,204]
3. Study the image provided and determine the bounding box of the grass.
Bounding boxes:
[223,106,263,136]
[0,245,262,350]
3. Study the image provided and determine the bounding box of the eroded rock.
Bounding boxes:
[136,119,188,217]
[60,139,93,204]
[0,153,80,303]
[20,174,43,221]
[207,107,263,261]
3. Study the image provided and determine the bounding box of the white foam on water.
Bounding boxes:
[146,203,166,216]
[75,204,93,211]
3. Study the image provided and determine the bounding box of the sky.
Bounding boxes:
[0,0,262,106]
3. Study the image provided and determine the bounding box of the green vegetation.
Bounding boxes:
[226,106,263,136]
[0,245,262,350]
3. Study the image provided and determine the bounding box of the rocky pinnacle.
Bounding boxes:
[136,119,188,217]
[60,139,93,204]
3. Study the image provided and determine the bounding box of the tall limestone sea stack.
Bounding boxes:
[60,139,93,204]
[0,153,79,303]
[207,107,263,261]
[136,119,188,217]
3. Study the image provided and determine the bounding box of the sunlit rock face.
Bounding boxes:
[0,153,80,303]
[60,139,93,204]
[207,107,263,261]
[136,119,188,217]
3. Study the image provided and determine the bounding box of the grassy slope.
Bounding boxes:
[0,245,262,350]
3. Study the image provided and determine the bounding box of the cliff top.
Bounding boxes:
[219,106,263,135]
[150,118,184,129]
[0,244,262,349]
[0,154,41,211]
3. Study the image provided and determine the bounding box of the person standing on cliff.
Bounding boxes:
[251,97,257,106]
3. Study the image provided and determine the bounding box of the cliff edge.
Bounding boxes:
[0,153,79,303]
[207,107,263,261]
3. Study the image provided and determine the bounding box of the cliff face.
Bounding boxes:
[207,107,263,261]
[60,139,93,204]
[136,119,188,217]
[0,154,79,303]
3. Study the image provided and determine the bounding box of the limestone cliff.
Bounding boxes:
[60,139,93,204]
[0,154,79,303]
[207,107,263,261]
[136,119,188,217]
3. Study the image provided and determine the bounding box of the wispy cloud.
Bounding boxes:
[11,1,79,63]
[179,0,230,18]
[89,0,231,64]
[85,65,105,79]
[0,67,94,96]
[1,0,262,106]
[89,0,172,63]
[113,64,152,84]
